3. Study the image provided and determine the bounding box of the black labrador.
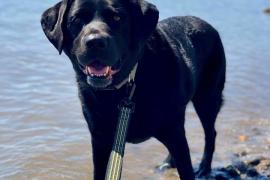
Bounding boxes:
[41,0,226,179]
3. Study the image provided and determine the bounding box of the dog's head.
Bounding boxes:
[41,0,159,89]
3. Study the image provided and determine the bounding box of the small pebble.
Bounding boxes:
[239,135,248,142]
[239,150,248,157]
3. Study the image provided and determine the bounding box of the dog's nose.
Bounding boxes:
[84,35,108,50]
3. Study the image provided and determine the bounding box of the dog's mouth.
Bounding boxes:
[83,62,118,78]
[80,61,120,88]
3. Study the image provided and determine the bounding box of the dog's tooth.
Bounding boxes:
[106,67,110,75]
[88,70,95,77]
[87,67,92,75]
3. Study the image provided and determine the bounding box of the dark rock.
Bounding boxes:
[212,170,231,180]
[210,166,241,179]
[207,157,270,179]
[246,167,259,177]
[233,160,248,174]
[248,157,262,166]
[226,165,241,177]
[214,173,229,180]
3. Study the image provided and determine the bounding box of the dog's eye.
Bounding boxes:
[69,16,82,25]
[67,16,85,37]
[102,9,125,25]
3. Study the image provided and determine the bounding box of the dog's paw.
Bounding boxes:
[194,166,211,178]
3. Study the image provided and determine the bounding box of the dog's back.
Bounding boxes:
[158,16,225,88]
[141,16,226,104]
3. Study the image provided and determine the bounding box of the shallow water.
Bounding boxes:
[0,0,270,179]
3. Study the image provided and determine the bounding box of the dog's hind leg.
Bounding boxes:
[192,38,226,177]
[192,94,223,177]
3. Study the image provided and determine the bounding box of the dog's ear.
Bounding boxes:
[41,0,71,54]
[129,0,159,44]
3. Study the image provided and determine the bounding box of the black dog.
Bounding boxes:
[41,0,226,179]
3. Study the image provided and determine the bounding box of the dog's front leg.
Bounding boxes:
[91,135,112,180]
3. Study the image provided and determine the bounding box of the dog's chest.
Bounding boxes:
[124,95,170,143]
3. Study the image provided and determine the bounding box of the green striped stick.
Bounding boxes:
[105,97,135,180]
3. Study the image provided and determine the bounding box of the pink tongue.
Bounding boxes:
[86,64,110,75]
